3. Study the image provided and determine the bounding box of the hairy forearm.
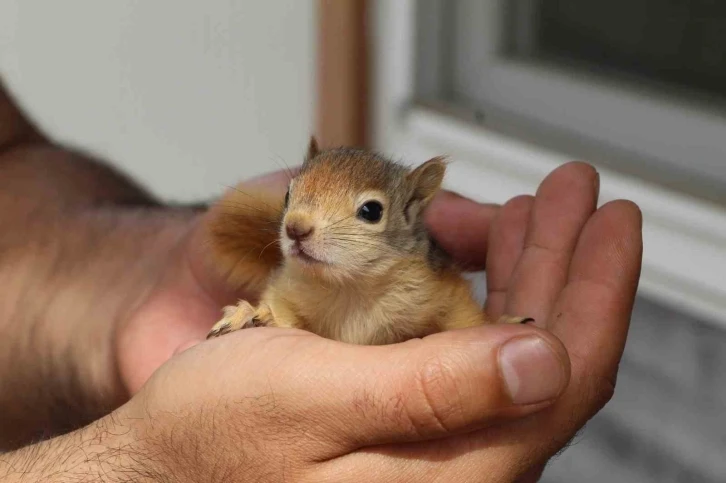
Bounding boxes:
[0,82,199,448]
[0,411,162,483]
[0,204,196,448]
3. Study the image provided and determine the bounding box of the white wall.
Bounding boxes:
[0,1,315,202]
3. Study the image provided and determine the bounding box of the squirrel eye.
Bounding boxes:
[358,201,384,223]
[284,189,290,208]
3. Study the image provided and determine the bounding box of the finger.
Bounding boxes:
[301,324,569,455]
[505,162,599,326]
[425,191,499,270]
[550,200,642,387]
[411,200,642,478]
[484,195,534,319]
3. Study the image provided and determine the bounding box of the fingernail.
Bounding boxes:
[499,336,566,405]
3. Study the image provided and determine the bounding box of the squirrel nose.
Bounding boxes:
[286,221,313,241]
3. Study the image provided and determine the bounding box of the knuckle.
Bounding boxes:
[407,354,468,436]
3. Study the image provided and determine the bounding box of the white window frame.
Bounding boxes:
[449,0,726,190]
[371,0,726,328]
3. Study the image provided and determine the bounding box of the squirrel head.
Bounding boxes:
[279,136,447,282]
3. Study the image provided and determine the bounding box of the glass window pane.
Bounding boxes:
[513,0,726,101]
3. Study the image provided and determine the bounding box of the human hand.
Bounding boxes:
[111,159,640,481]
[425,161,642,481]
[115,160,641,481]
[112,301,571,482]
[4,309,571,482]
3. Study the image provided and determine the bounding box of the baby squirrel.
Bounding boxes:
[205,137,531,345]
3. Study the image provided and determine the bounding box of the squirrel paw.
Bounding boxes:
[244,303,275,328]
[207,301,256,339]
[496,315,535,325]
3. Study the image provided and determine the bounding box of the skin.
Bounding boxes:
[0,78,642,482]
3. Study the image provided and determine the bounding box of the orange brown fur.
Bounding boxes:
[206,187,284,295]
[206,138,530,344]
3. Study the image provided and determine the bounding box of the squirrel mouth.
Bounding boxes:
[290,243,324,264]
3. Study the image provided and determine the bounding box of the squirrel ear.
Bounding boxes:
[407,156,447,205]
[404,157,447,223]
[305,135,320,163]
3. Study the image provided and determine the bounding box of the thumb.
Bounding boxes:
[314,324,570,451]
[425,191,499,271]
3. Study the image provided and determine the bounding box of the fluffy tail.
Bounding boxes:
[205,184,285,295]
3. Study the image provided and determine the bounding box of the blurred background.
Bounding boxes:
[1,1,725,481]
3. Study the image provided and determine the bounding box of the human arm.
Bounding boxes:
[0,163,639,482]
[0,78,642,481]
[0,79,198,447]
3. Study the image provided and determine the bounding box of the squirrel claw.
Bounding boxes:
[497,315,535,325]
[207,301,257,339]
[241,316,268,329]
[206,321,232,339]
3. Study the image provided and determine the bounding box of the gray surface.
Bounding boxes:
[541,296,726,483]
